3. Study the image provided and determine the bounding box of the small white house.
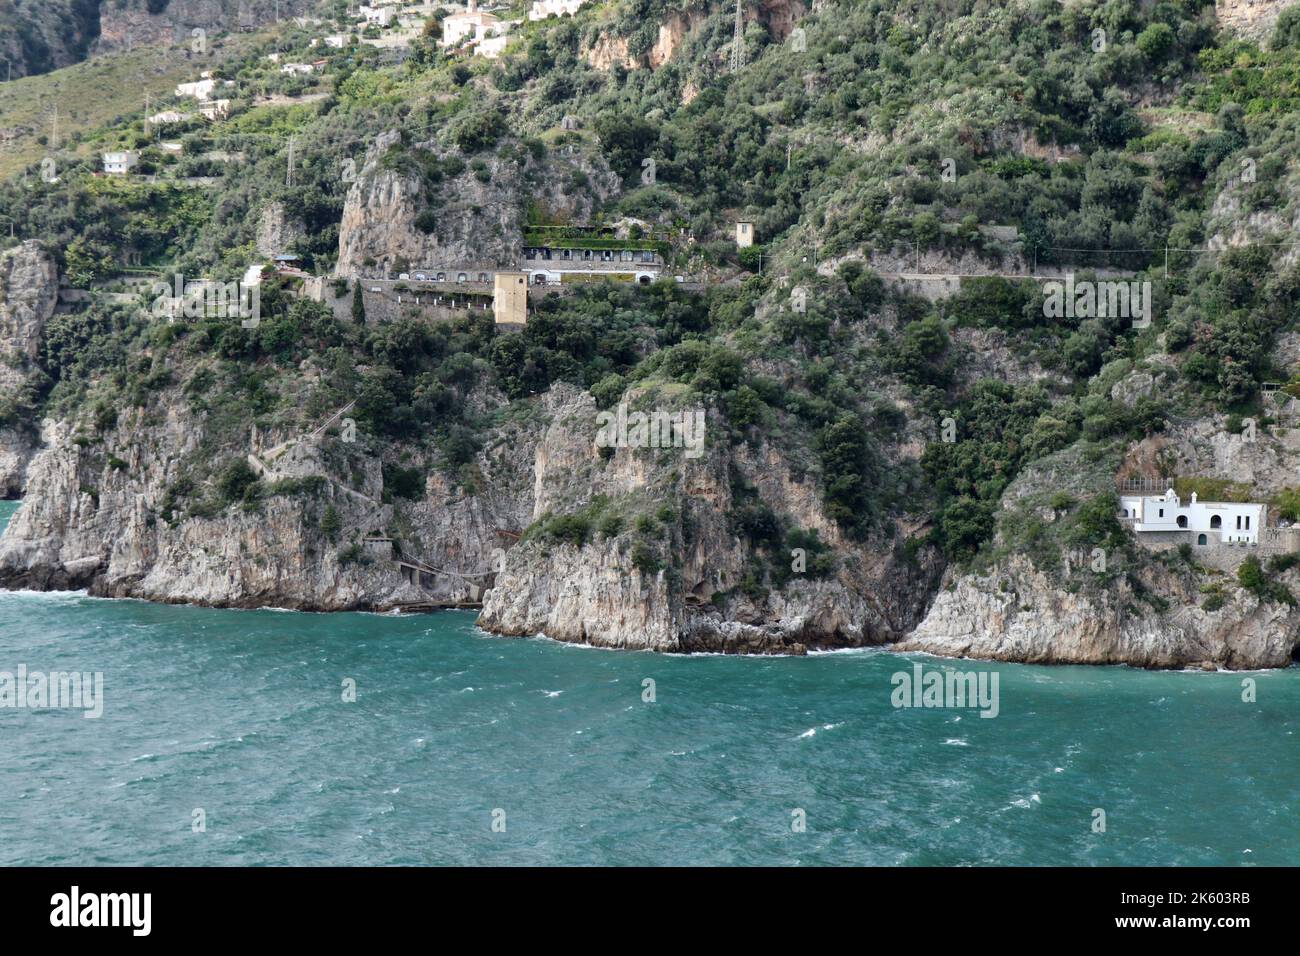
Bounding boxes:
[148,110,189,125]
[102,151,139,175]
[280,62,317,75]
[359,4,397,26]
[1120,489,1265,546]
[176,77,233,102]
[176,78,216,100]
[443,0,499,46]
[735,221,754,248]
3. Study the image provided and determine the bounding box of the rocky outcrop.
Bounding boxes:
[335,130,618,278]
[902,437,1300,670]
[255,201,308,259]
[478,385,943,653]
[0,386,533,609]
[1213,0,1297,43]
[898,553,1299,669]
[95,0,315,53]
[583,0,807,72]
[0,241,59,496]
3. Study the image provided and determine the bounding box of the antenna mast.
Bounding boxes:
[731,0,744,72]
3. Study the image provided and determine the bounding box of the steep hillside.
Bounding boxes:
[2,0,1300,664]
[0,0,307,79]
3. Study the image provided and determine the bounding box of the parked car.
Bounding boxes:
[413,272,428,281]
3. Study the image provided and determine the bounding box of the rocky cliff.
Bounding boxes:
[335,129,619,278]
[899,430,1300,670]
[899,553,1300,669]
[0,241,58,496]
[479,384,943,654]
[0,371,534,609]
[1213,0,1297,43]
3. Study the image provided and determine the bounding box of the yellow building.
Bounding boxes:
[493,271,528,326]
[735,221,754,248]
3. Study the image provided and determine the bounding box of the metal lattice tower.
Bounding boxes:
[731,0,744,72]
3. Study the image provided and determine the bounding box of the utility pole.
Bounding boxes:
[1164,242,1169,279]
[144,92,150,137]
[286,135,295,187]
[50,105,58,150]
[730,0,744,73]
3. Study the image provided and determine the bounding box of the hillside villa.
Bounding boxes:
[1119,489,1266,546]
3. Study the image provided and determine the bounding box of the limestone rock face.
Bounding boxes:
[1214,0,1297,42]
[255,201,308,258]
[0,240,58,364]
[0,241,59,496]
[0,395,533,609]
[96,0,315,53]
[899,554,1299,670]
[335,130,618,279]
[477,384,944,653]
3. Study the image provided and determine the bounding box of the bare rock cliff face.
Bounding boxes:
[0,241,59,496]
[901,438,1300,670]
[0,379,534,609]
[96,0,315,52]
[478,385,943,653]
[1213,0,1296,42]
[898,554,1300,669]
[335,130,617,278]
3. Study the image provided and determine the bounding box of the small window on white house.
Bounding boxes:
[1236,515,1242,530]
[1159,509,1164,517]
[1246,516,1251,529]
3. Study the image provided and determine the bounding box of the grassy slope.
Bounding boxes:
[0,35,260,180]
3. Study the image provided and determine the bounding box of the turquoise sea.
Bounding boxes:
[0,498,1295,865]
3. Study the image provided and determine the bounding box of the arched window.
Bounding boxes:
[1197,534,1207,546]
[457,273,467,283]
[479,273,488,283]
[1177,515,1188,528]
[1210,515,1221,529]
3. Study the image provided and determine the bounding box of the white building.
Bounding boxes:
[529,0,588,20]
[1120,489,1266,546]
[359,4,397,26]
[735,221,754,248]
[443,0,500,46]
[312,34,349,48]
[280,62,317,75]
[477,32,512,58]
[521,243,663,287]
[102,151,139,175]
[176,77,234,102]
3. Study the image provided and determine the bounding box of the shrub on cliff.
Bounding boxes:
[216,458,261,505]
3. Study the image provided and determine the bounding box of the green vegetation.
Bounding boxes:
[2,0,1299,596]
